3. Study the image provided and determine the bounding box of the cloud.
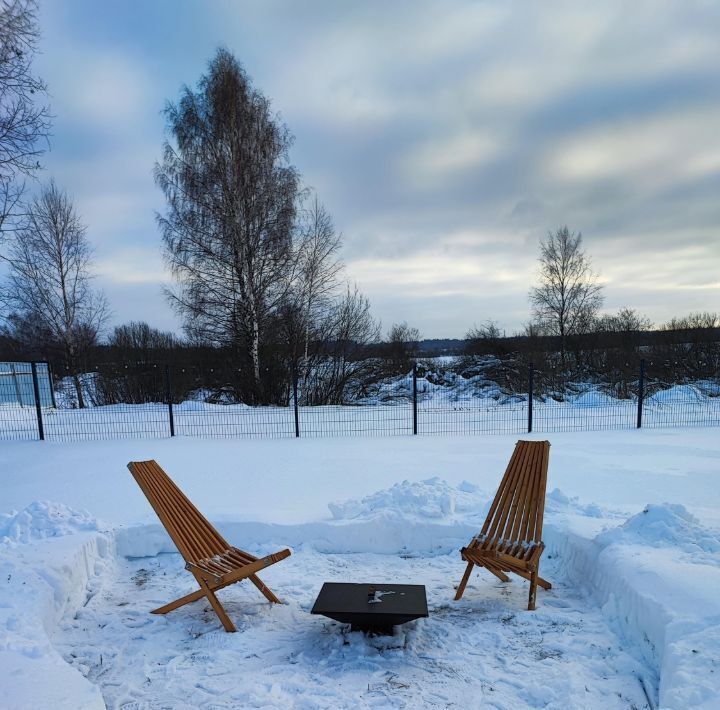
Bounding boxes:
[28,0,720,337]
[550,105,720,187]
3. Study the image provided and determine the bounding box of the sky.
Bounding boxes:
[27,0,720,338]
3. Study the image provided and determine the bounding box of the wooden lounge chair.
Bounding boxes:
[127,460,291,632]
[454,440,551,610]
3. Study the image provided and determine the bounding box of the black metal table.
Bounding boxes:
[311,582,428,633]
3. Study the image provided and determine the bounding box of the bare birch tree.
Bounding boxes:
[2,181,107,406]
[156,48,298,402]
[529,226,604,364]
[0,0,51,241]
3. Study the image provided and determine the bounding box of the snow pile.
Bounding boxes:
[0,501,100,545]
[596,503,720,555]
[328,477,486,521]
[649,384,704,404]
[546,487,605,518]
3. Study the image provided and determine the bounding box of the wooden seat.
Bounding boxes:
[128,460,291,632]
[454,440,551,610]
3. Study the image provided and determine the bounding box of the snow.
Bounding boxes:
[0,501,101,545]
[596,503,720,555]
[328,477,486,521]
[52,549,654,709]
[1,428,719,708]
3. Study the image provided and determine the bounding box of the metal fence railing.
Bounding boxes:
[0,360,718,443]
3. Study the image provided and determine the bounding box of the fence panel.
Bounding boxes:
[416,374,527,435]
[298,371,414,437]
[0,360,718,443]
[531,390,638,433]
[641,373,720,429]
[174,402,296,439]
[43,365,171,441]
[0,362,52,441]
[170,364,296,439]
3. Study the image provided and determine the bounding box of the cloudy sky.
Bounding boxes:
[31,0,720,338]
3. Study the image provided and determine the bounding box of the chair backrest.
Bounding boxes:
[480,440,550,545]
[128,460,228,565]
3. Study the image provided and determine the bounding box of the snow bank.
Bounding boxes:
[0,532,110,709]
[0,501,101,545]
[545,503,720,709]
[328,477,487,521]
[596,503,720,555]
[546,487,605,518]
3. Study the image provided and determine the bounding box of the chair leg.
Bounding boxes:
[484,562,510,583]
[248,574,282,604]
[536,576,552,590]
[197,578,236,632]
[528,569,538,611]
[152,588,206,615]
[506,567,552,590]
[454,562,474,600]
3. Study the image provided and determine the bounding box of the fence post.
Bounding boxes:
[527,362,534,434]
[637,358,645,429]
[10,363,23,406]
[165,365,175,437]
[45,362,57,408]
[412,365,418,435]
[293,369,300,438]
[31,362,45,441]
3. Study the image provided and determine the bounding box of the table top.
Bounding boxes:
[311,582,428,624]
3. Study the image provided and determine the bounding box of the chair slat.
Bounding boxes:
[128,460,228,564]
[483,440,533,549]
[501,441,536,552]
[507,441,541,555]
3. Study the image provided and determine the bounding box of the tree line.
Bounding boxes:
[0,4,717,407]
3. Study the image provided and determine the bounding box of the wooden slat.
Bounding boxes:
[500,441,536,554]
[128,460,228,563]
[507,442,541,557]
[488,440,532,552]
[480,441,530,551]
[478,442,523,536]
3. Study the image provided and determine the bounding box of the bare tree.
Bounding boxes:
[156,48,299,403]
[465,319,503,355]
[301,284,380,404]
[529,226,604,364]
[295,195,343,381]
[1,181,107,406]
[660,311,720,378]
[385,321,421,374]
[0,0,51,241]
[596,307,652,334]
[109,321,180,352]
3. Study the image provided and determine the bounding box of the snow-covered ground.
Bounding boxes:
[1,428,719,708]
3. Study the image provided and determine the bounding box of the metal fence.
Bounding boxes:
[0,360,718,443]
